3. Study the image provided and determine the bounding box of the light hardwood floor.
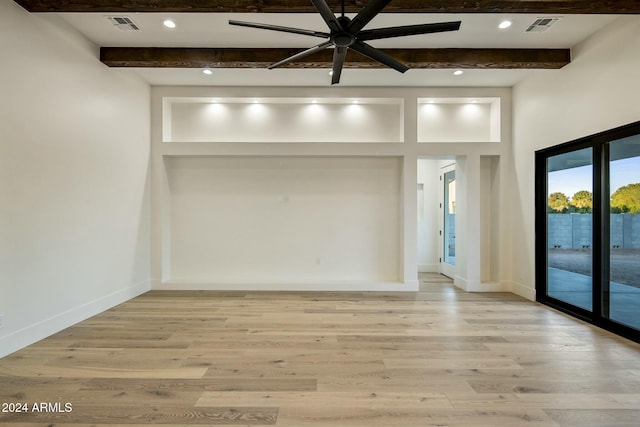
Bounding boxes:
[1,273,639,426]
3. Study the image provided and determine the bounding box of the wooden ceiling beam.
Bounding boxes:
[100,47,570,69]
[14,0,640,14]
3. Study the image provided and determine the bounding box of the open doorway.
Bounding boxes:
[417,159,456,279]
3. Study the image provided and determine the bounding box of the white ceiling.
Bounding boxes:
[59,12,620,87]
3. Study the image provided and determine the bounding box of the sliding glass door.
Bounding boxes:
[545,148,593,312]
[536,122,640,343]
[607,136,640,331]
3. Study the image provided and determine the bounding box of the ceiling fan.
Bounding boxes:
[229,0,461,84]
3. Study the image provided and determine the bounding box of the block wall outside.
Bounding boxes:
[548,214,640,249]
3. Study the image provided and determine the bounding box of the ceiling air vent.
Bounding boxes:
[525,17,561,33]
[106,16,140,31]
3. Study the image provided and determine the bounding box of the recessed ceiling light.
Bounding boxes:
[498,20,512,29]
[453,70,464,76]
[352,100,359,104]
[311,99,318,104]
[163,19,176,29]
[328,70,334,76]
[471,99,478,103]
[202,69,213,75]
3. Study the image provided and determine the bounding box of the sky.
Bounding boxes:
[548,157,640,198]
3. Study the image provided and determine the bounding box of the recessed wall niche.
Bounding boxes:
[417,98,501,143]
[165,156,401,285]
[163,97,403,143]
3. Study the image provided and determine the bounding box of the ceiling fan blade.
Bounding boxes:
[349,0,392,33]
[310,0,343,32]
[358,21,462,41]
[350,40,409,73]
[331,46,347,85]
[229,20,329,39]
[268,41,333,69]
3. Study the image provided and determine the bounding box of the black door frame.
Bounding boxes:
[535,120,640,343]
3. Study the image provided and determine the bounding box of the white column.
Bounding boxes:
[401,96,419,289]
[454,154,482,290]
[402,154,419,289]
[150,94,170,288]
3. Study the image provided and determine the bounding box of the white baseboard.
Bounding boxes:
[453,276,476,291]
[403,279,420,291]
[510,281,536,301]
[0,280,150,358]
[468,281,510,292]
[155,280,418,292]
[453,276,510,292]
[418,264,439,273]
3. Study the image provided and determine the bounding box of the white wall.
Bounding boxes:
[166,156,400,286]
[0,2,151,357]
[416,159,441,272]
[511,16,640,300]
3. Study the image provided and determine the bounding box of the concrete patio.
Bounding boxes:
[548,267,640,329]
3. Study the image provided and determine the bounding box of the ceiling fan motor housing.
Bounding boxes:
[332,32,356,47]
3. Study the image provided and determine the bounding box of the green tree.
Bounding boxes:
[611,183,640,214]
[548,192,570,212]
[571,190,593,213]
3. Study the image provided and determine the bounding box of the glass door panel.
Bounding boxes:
[443,170,456,267]
[607,136,640,330]
[546,148,593,311]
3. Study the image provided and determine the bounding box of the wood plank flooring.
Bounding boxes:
[1,273,639,426]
